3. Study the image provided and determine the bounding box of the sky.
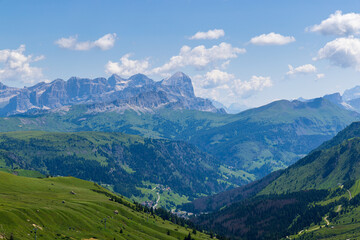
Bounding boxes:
[0,0,360,108]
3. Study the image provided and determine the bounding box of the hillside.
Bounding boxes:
[0,171,213,240]
[190,98,359,178]
[259,121,360,195]
[0,131,236,209]
[191,121,360,239]
[0,97,357,180]
[181,170,283,214]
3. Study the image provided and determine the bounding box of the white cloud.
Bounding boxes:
[190,29,225,40]
[194,84,233,104]
[286,64,317,75]
[105,43,244,78]
[307,11,360,36]
[233,76,272,98]
[105,54,150,77]
[316,73,325,79]
[0,45,44,84]
[315,37,360,71]
[249,32,295,45]
[193,71,272,103]
[151,42,245,74]
[55,33,116,51]
[199,69,235,89]
[93,33,118,50]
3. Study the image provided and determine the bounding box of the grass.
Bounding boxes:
[350,179,360,197]
[131,182,190,210]
[287,180,360,240]
[219,165,256,183]
[0,131,231,209]
[0,168,46,178]
[0,171,213,240]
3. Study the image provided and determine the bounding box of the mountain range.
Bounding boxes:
[2,71,360,239]
[0,72,222,116]
[0,73,358,183]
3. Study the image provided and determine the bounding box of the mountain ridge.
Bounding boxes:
[0,72,222,116]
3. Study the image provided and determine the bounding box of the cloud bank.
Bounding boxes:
[106,42,246,77]
[193,70,272,104]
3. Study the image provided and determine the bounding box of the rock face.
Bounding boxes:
[161,72,195,98]
[0,72,222,116]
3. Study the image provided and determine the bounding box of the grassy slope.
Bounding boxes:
[0,171,212,240]
[289,180,360,240]
[191,121,360,239]
[0,168,46,178]
[260,136,360,195]
[0,108,236,138]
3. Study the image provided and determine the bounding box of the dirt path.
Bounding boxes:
[153,192,160,208]
[324,216,330,226]
[347,190,352,200]
[336,205,342,213]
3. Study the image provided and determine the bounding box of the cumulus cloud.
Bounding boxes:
[286,64,317,75]
[151,42,245,74]
[199,69,234,88]
[194,84,233,104]
[315,37,360,71]
[193,71,272,103]
[190,29,225,40]
[0,45,44,84]
[55,33,116,51]
[105,42,245,78]
[105,54,150,77]
[307,11,360,36]
[233,76,272,98]
[249,32,295,45]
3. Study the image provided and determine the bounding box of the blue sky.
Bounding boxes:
[0,0,360,107]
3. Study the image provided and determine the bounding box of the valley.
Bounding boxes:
[3,2,360,239]
[187,121,360,239]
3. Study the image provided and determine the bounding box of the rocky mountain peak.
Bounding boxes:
[162,72,191,85]
[323,93,343,105]
[0,82,9,90]
[161,72,195,98]
[108,74,125,87]
[50,78,66,85]
[128,73,154,87]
